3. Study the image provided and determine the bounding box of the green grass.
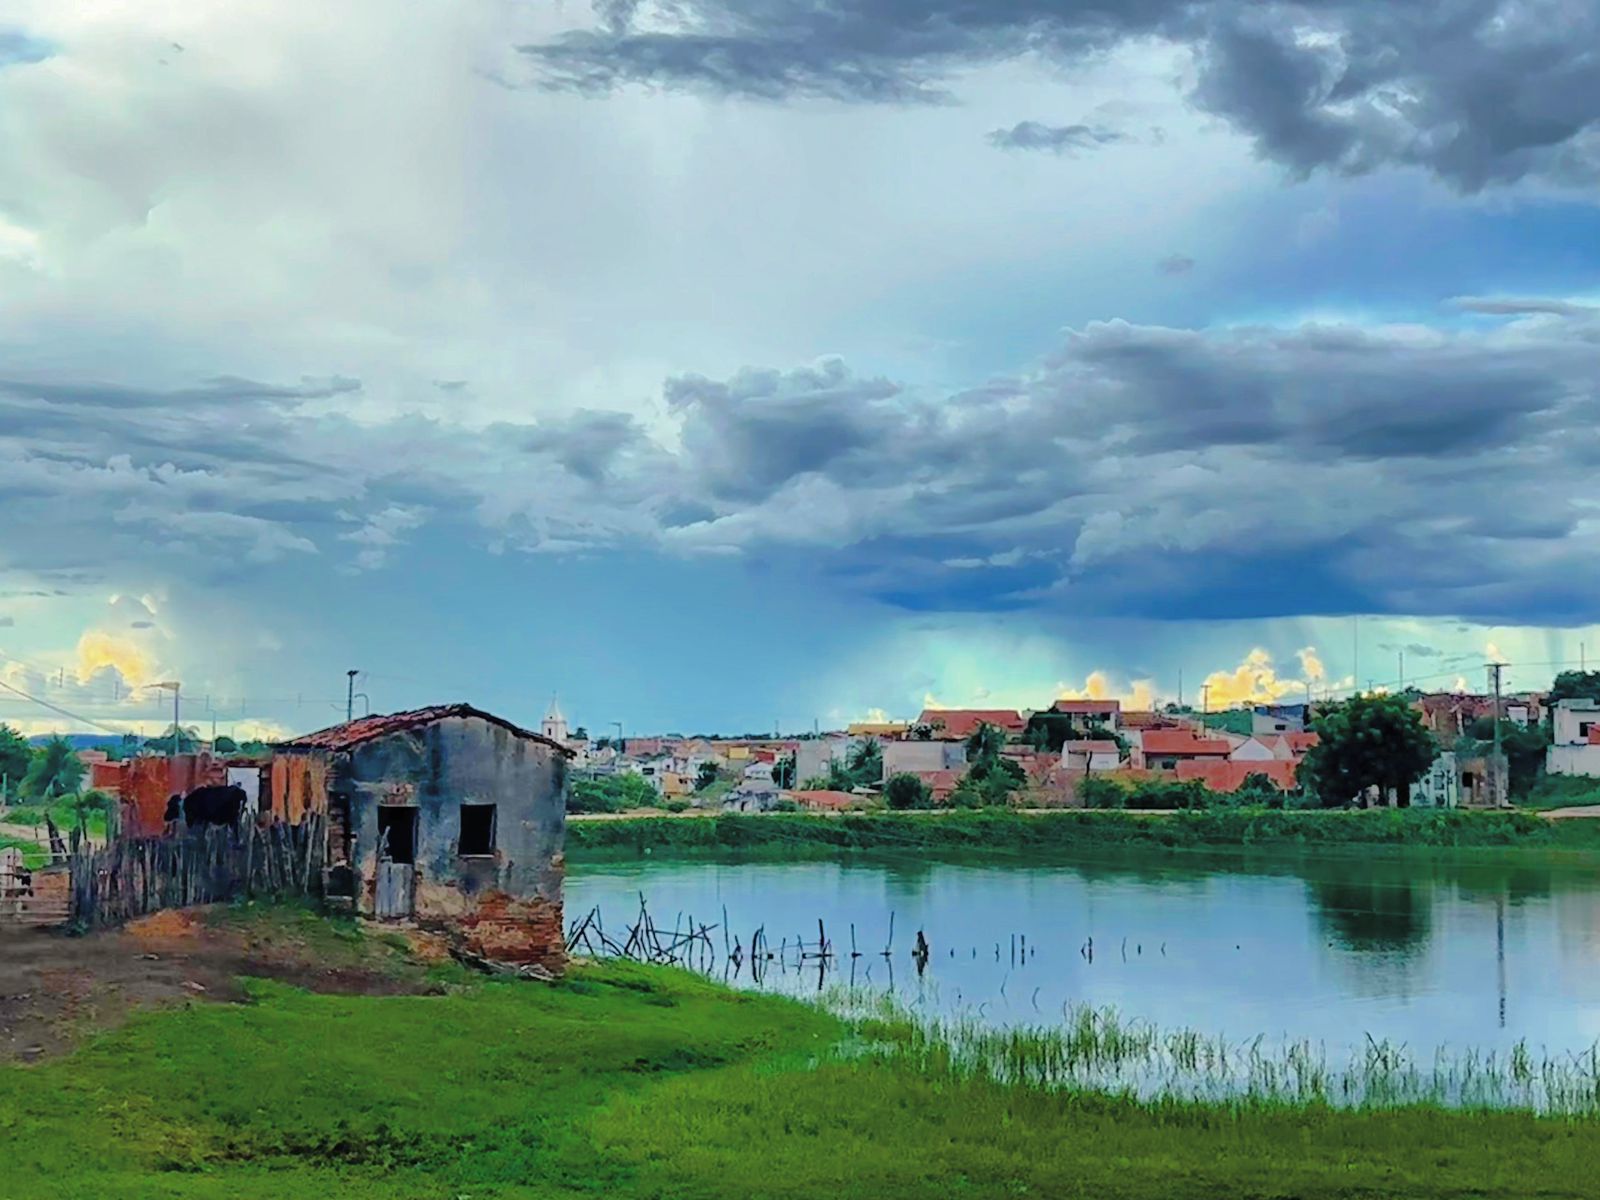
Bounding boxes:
[4,933,1600,1198]
[2,799,109,840]
[0,833,46,867]
[1519,775,1600,811]
[567,807,1600,864]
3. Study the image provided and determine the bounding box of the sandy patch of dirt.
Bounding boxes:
[0,908,443,1064]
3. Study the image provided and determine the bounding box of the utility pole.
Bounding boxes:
[346,669,359,722]
[1398,650,1404,692]
[1353,615,1359,698]
[1177,668,1184,710]
[1490,661,1505,808]
[147,682,181,757]
[1201,684,1211,716]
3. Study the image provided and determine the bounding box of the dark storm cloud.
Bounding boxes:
[10,307,1600,623]
[666,358,903,501]
[622,306,1600,623]
[987,121,1130,152]
[521,409,650,482]
[524,0,1600,189]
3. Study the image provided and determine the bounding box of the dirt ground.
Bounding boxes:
[0,908,446,1064]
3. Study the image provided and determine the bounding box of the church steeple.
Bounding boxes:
[541,694,569,744]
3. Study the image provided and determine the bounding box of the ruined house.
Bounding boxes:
[271,704,572,970]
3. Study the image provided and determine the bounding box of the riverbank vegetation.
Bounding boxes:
[3,921,1598,1199]
[567,806,1600,862]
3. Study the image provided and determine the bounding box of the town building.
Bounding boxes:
[1050,699,1121,732]
[882,739,967,781]
[1175,760,1299,793]
[271,703,571,970]
[1059,740,1121,773]
[915,708,1025,739]
[1134,729,1232,771]
[1547,698,1600,777]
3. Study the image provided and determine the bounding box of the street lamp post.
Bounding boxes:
[147,682,181,757]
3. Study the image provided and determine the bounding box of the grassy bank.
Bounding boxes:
[3,926,1599,1198]
[567,807,1600,863]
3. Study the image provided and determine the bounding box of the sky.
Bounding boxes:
[2,1,1600,740]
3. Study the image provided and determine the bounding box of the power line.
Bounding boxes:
[0,676,126,735]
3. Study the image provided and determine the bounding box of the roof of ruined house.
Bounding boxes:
[1175,759,1299,793]
[1139,729,1232,756]
[915,708,1025,737]
[277,703,575,756]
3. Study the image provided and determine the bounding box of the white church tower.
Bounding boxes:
[541,695,569,745]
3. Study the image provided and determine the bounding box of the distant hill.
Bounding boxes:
[25,733,127,751]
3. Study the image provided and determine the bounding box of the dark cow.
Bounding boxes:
[182,784,248,831]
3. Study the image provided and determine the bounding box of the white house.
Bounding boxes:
[1413,752,1460,808]
[1061,740,1121,773]
[1228,736,1281,763]
[1547,698,1600,777]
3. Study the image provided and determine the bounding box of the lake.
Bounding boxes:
[569,850,1600,1066]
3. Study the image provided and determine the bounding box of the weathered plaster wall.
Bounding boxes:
[337,715,567,964]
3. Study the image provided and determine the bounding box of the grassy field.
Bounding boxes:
[3,922,1599,1199]
[567,806,1600,863]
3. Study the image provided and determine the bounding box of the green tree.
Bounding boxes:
[1465,717,1549,798]
[695,760,720,791]
[144,724,202,755]
[1547,671,1600,713]
[569,773,660,814]
[844,739,882,788]
[964,722,1007,764]
[21,735,85,800]
[884,772,932,810]
[67,788,114,833]
[213,735,240,755]
[1302,693,1438,807]
[772,755,796,789]
[0,723,31,796]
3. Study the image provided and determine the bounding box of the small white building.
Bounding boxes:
[1413,752,1460,808]
[1547,698,1600,777]
[1229,736,1281,763]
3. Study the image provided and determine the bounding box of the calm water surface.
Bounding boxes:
[569,852,1600,1062]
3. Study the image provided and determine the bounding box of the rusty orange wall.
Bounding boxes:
[268,753,330,824]
[89,761,123,792]
[119,755,226,837]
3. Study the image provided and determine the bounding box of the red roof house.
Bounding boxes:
[1176,760,1299,793]
[915,709,1025,739]
[1138,729,1232,769]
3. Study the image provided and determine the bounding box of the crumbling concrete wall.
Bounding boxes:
[335,715,567,969]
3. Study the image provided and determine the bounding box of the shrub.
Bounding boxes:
[884,773,932,810]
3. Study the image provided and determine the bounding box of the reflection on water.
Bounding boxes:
[1310,876,1431,951]
[568,849,1600,1064]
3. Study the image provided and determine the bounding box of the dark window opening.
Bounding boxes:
[377,805,417,865]
[460,804,496,856]
[1462,771,1476,790]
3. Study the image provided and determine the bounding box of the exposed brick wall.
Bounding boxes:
[450,891,567,972]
